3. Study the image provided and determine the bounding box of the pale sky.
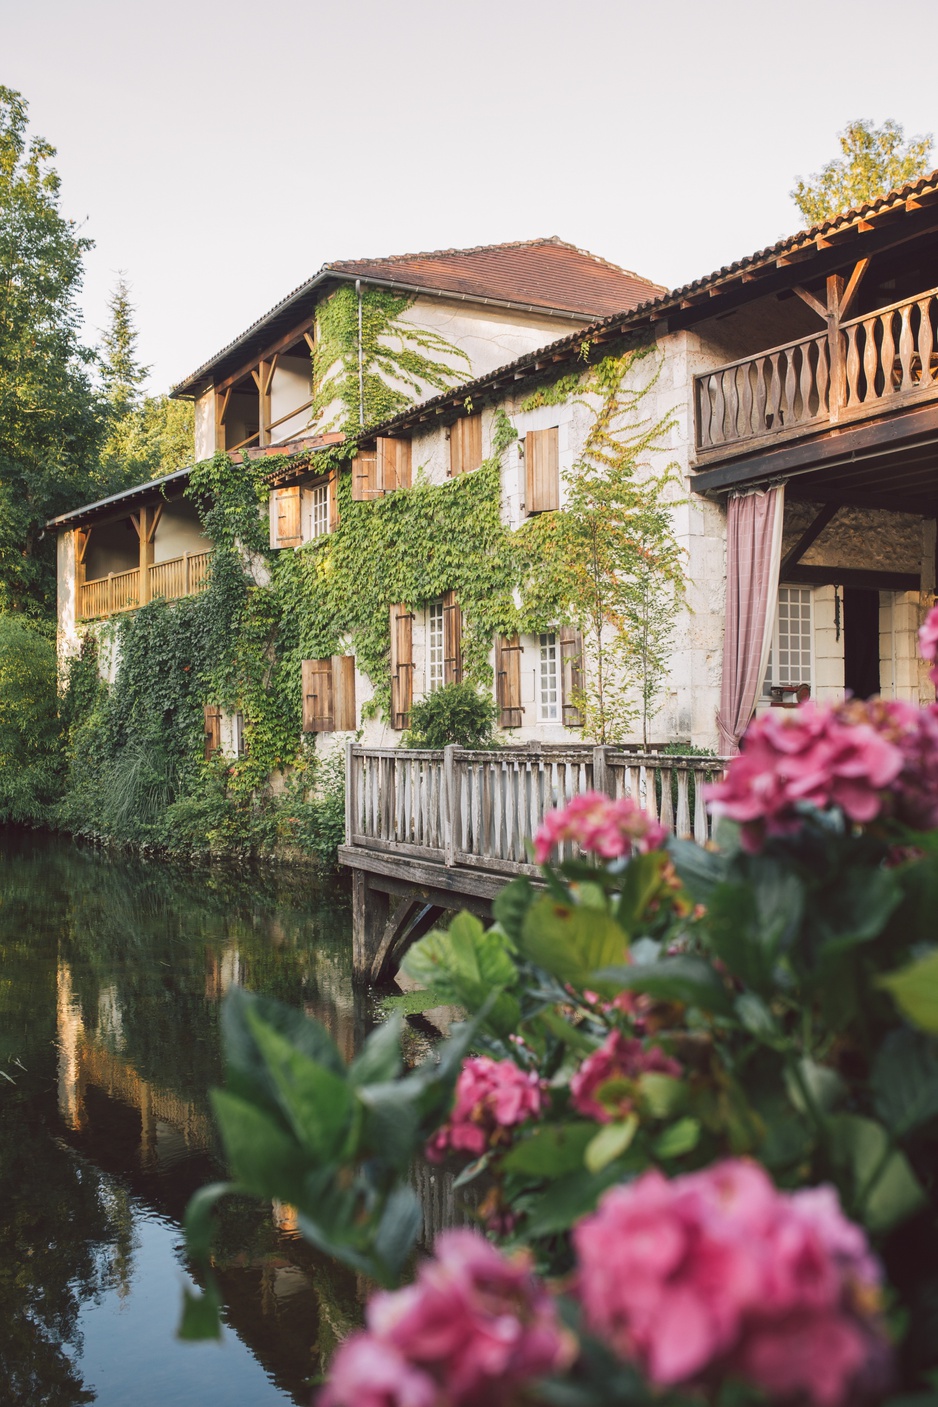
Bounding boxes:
[6,0,938,395]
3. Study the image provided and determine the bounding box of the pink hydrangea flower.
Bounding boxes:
[570,1030,682,1123]
[840,697,938,832]
[573,1160,885,1407]
[534,791,668,865]
[426,1056,546,1163]
[320,1230,573,1407]
[706,704,903,851]
[918,603,938,686]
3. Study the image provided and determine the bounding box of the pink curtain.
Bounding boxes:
[717,486,785,754]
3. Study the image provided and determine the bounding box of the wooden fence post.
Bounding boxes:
[592,745,611,797]
[443,744,457,866]
[345,740,356,847]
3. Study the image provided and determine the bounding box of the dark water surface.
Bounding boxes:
[0,826,370,1407]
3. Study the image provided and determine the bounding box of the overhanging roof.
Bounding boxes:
[45,466,193,531]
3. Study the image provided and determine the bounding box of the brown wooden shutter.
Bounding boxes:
[449,415,482,477]
[443,589,463,685]
[203,705,222,760]
[377,436,412,492]
[495,634,523,728]
[390,604,414,729]
[328,471,339,531]
[525,427,560,513]
[351,450,379,501]
[302,658,335,732]
[560,626,584,727]
[271,485,302,547]
[332,655,356,730]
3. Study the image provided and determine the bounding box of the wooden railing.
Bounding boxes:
[346,744,726,877]
[78,551,211,621]
[695,286,938,454]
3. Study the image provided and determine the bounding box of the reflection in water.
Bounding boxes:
[0,825,371,1407]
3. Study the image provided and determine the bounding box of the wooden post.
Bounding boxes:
[183,552,190,596]
[254,356,278,448]
[443,744,457,866]
[345,740,356,847]
[827,274,845,422]
[215,387,230,452]
[592,745,611,797]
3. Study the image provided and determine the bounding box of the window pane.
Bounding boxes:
[763,586,813,696]
[428,602,445,693]
[539,632,559,720]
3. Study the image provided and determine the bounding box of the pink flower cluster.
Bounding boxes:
[533,791,668,865]
[319,1230,573,1407]
[570,1030,682,1123]
[705,703,903,850]
[842,696,938,832]
[573,1160,886,1407]
[426,1056,546,1163]
[919,602,938,686]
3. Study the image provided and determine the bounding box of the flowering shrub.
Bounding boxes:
[186,605,938,1406]
[319,1230,573,1407]
[426,1056,546,1162]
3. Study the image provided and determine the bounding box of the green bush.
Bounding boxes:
[0,614,62,822]
[403,683,498,750]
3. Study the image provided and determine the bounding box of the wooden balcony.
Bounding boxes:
[695,286,938,460]
[78,550,211,622]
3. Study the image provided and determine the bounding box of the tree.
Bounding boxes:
[0,613,62,821]
[100,272,149,421]
[0,87,115,616]
[791,118,934,226]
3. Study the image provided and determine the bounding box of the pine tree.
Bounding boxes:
[101,273,149,421]
[791,119,933,226]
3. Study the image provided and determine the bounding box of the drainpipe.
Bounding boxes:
[356,279,364,428]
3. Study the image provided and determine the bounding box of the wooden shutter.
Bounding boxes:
[525,427,560,513]
[560,626,584,727]
[271,485,302,547]
[377,436,412,492]
[328,471,339,531]
[495,634,523,728]
[443,589,463,685]
[449,415,482,477]
[390,604,414,729]
[203,705,222,760]
[351,450,379,501]
[332,655,356,730]
[302,658,334,732]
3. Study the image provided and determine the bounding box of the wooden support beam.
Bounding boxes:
[792,284,827,320]
[137,504,153,605]
[838,258,871,320]
[213,314,315,394]
[780,502,839,577]
[826,273,846,420]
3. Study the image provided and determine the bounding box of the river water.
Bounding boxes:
[0,825,379,1407]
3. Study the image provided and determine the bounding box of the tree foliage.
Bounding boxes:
[791,118,934,226]
[0,86,115,616]
[0,614,61,822]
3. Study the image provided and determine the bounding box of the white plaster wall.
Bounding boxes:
[194,389,215,460]
[270,355,313,444]
[153,501,208,562]
[57,531,80,663]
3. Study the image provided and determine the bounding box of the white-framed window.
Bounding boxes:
[307,481,330,541]
[427,601,445,692]
[763,585,813,696]
[538,631,560,720]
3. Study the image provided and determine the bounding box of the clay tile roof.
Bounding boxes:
[170,238,664,397]
[326,237,664,318]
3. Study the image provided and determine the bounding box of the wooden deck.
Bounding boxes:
[78,550,211,621]
[340,743,725,980]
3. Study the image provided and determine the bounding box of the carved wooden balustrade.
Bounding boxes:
[695,286,938,455]
[346,743,726,878]
[78,550,212,621]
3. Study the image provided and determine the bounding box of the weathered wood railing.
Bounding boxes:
[346,744,726,877]
[78,551,211,621]
[695,285,938,454]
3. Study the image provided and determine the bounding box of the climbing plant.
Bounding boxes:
[312,285,471,431]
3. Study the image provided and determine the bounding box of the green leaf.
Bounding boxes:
[706,863,804,993]
[812,865,902,958]
[371,1183,423,1281]
[872,1029,938,1136]
[827,1113,927,1233]
[183,1180,236,1262]
[653,1117,701,1159]
[401,914,520,1034]
[492,876,534,944]
[669,836,727,902]
[525,1162,637,1238]
[784,1058,846,1117]
[614,851,670,929]
[519,894,628,989]
[246,1009,355,1162]
[734,992,779,1041]
[178,1280,223,1342]
[210,1089,310,1202]
[502,1122,598,1179]
[349,1014,403,1087]
[221,987,343,1115]
[594,955,733,1016]
[585,1115,639,1173]
[880,949,938,1034]
[637,1072,687,1119]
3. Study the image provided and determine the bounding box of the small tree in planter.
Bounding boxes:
[403,682,499,750]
